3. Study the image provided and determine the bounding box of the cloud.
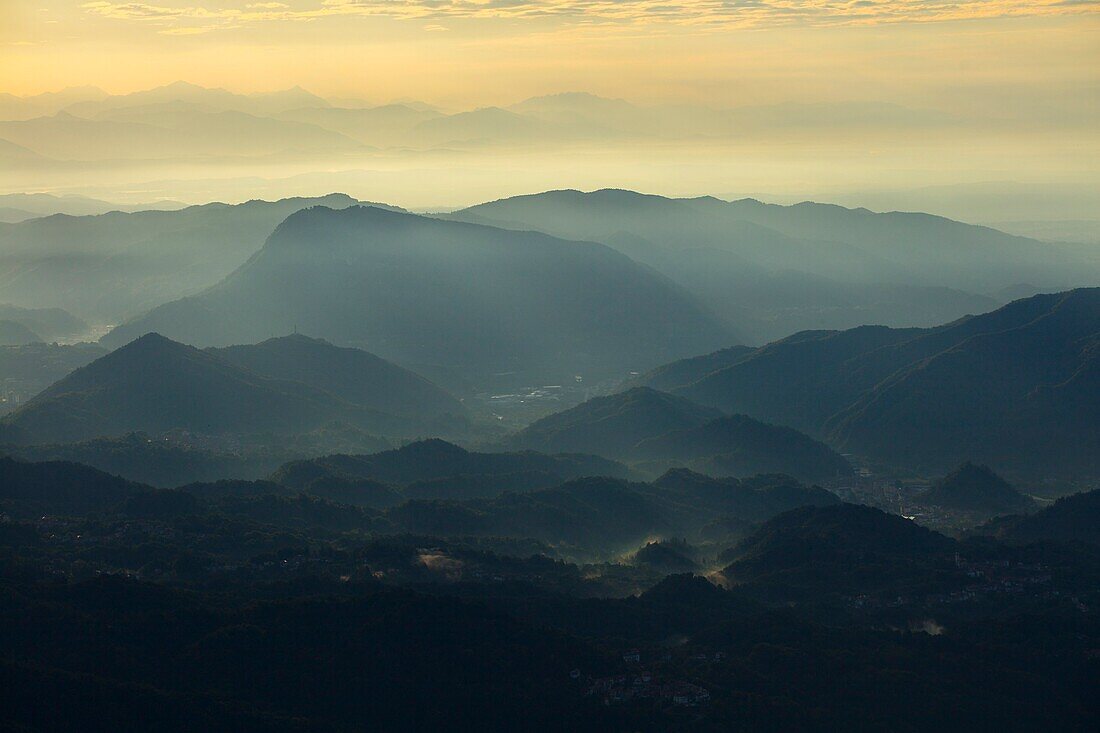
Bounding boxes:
[79,0,1100,34]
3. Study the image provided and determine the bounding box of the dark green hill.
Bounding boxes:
[630,540,698,573]
[210,334,466,426]
[722,503,955,593]
[919,463,1035,515]
[104,205,733,386]
[631,345,755,392]
[0,333,412,444]
[271,439,630,491]
[667,289,1100,478]
[828,289,1100,476]
[978,489,1100,546]
[635,414,852,483]
[0,455,145,516]
[650,468,840,522]
[503,387,720,458]
[385,468,838,556]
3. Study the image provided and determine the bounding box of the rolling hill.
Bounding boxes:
[0,333,437,445]
[504,387,850,482]
[918,463,1035,515]
[978,489,1100,546]
[0,455,144,517]
[104,205,733,385]
[503,387,721,458]
[210,334,466,427]
[270,438,630,494]
[387,471,838,557]
[721,503,955,592]
[635,414,852,483]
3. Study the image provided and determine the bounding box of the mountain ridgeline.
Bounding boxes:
[638,288,1100,478]
[504,387,851,483]
[0,194,378,322]
[104,205,734,386]
[452,189,1098,342]
[0,333,466,445]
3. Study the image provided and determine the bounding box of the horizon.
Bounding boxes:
[3,2,1098,220]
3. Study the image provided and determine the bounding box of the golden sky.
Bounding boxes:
[2,1,1098,114]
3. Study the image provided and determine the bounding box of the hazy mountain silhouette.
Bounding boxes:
[918,463,1035,515]
[629,345,755,393]
[452,189,1094,341]
[0,320,41,346]
[0,192,185,221]
[0,304,87,341]
[656,289,1100,477]
[0,342,105,414]
[503,387,721,458]
[105,205,733,384]
[0,137,51,166]
[0,194,374,321]
[61,81,331,118]
[0,333,432,444]
[276,104,443,146]
[0,86,108,120]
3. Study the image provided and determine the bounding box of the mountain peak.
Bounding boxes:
[921,462,1034,514]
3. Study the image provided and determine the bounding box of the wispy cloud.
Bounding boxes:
[80,0,1100,35]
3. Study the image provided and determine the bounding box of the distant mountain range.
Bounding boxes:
[0,320,41,346]
[4,185,1092,359]
[0,193,380,322]
[0,303,88,341]
[452,189,1096,342]
[0,333,464,445]
[639,289,1100,478]
[0,192,186,223]
[0,83,968,162]
[103,205,733,385]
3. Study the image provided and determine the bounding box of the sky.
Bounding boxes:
[0,1,1097,216]
[2,1,1097,111]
